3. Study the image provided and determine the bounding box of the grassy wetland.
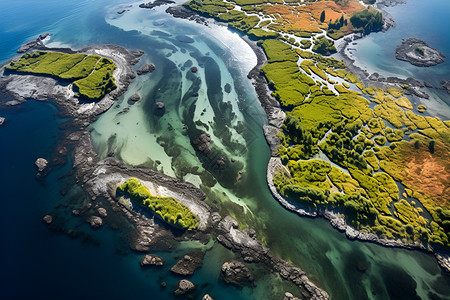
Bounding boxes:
[187,0,450,250]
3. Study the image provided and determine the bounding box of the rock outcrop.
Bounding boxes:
[0,117,5,126]
[43,215,53,224]
[170,251,204,276]
[89,216,103,228]
[395,38,446,67]
[139,0,175,9]
[17,33,49,53]
[192,132,212,155]
[97,207,107,218]
[221,260,254,286]
[136,64,155,75]
[129,93,141,102]
[174,279,195,295]
[35,158,48,172]
[140,254,164,267]
[216,215,329,299]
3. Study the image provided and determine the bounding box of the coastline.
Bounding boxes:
[222,0,450,273]
[0,34,331,299]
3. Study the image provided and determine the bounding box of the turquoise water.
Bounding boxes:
[1,0,450,299]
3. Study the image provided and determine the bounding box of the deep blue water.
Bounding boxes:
[1,1,450,300]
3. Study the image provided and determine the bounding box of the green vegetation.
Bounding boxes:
[312,36,337,56]
[6,51,116,101]
[117,178,199,230]
[415,47,425,56]
[350,8,383,34]
[183,0,450,249]
[300,39,312,49]
[248,28,279,39]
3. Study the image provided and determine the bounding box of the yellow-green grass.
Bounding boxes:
[117,178,199,230]
[6,51,116,101]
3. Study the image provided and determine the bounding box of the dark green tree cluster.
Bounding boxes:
[328,15,347,30]
[312,36,337,56]
[350,9,383,34]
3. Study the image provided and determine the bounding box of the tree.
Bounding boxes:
[320,10,326,23]
[429,140,435,154]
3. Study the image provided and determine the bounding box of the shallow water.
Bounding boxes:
[1,0,450,299]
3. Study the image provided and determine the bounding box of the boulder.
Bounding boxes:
[174,279,195,295]
[224,83,232,93]
[202,294,214,300]
[0,117,5,126]
[284,292,301,300]
[170,252,204,276]
[35,158,48,172]
[140,254,164,267]
[89,216,103,228]
[97,207,107,218]
[129,93,141,102]
[190,66,198,73]
[153,102,165,116]
[136,63,155,75]
[43,215,53,224]
[221,260,254,287]
[192,132,211,155]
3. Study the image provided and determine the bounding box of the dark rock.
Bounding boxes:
[174,279,195,295]
[35,158,48,172]
[192,132,212,156]
[139,0,175,9]
[153,102,165,116]
[43,215,53,224]
[117,9,126,14]
[356,261,368,272]
[18,33,49,53]
[129,93,141,102]
[395,38,446,67]
[136,63,155,75]
[284,292,301,300]
[166,6,208,26]
[97,207,107,217]
[0,117,5,126]
[224,83,232,93]
[424,81,433,88]
[441,81,450,94]
[177,35,195,43]
[170,252,204,276]
[190,66,198,73]
[72,210,80,216]
[221,260,254,287]
[89,216,103,228]
[140,254,164,267]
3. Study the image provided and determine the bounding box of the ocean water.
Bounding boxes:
[0,1,450,300]
[350,0,450,117]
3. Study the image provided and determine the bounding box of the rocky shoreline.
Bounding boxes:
[1,34,330,298]
[0,35,143,128]
[395,38,446,67]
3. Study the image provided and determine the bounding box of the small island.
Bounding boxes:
[395,38,446,67]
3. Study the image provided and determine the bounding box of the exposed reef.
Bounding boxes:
[395,38,446,67]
